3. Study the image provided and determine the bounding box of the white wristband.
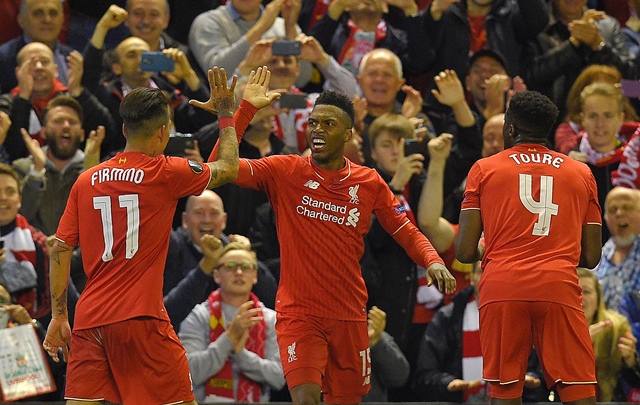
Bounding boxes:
[29,164,46,180]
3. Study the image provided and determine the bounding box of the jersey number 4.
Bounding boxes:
[93,194,140,262]
[519,174,558,236]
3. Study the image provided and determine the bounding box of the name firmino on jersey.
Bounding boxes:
[91,168,145,186]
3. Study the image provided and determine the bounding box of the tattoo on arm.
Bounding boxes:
[215,96,235,117]
[52,286,68,317]
[210,126,239,186]
[51,243,72,266]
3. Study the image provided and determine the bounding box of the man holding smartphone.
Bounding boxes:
[84,35,212,159]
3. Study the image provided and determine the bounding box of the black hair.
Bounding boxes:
[314,91,355,127]
[119,87,170,138]
[506,91,559,142]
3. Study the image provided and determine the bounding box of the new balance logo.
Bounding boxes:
[304,180,320,189]
[288,342,298,362]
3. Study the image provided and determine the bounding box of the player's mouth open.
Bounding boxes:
[311,138,326,151]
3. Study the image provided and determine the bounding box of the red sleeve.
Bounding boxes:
[207,100,259,162]
[393,222,445,268]
[56,181,80,247]
[461,162,482,211]
[585,170,603,225]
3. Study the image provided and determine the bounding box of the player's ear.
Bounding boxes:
[344,128,353,143]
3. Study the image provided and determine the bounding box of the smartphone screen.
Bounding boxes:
[404,140,423,156]
[165,134,195,157]
[272,40,302,56]
[278,93,308,109]
[141,52,175,72]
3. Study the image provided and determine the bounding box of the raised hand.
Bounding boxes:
[384,0,419,15]
[162,48,198,88]
[189,67,238,116]
[431,69,465,108]
[228,234,252,250]
[237,40,274,76]
[401,85,423,118]
[394,138,424,187]
[16,56,35,100]
[507,75,527,108]
[97,4,128,30]
[298,34,330,67]
[427,133,453,163]
[0,111,11,145]
[84,125,105,170]
[67,50,84,97]
[242,66,281,109]
[352,95,368,133]
[430,0,460,21]
[85,125,106,157]
[483,73,511,118]
[282,0,302,32]
[21,128,46,171]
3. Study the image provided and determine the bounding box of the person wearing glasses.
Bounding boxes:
[179,242,285,403]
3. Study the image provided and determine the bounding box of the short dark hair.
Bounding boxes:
[42,95,84,124]
[314,91,354,127]
[119,88,170,138]
[506,91,558,141]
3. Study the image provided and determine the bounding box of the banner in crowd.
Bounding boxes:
[0,324,55,401]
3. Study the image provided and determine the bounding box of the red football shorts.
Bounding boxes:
[480,301,596,402]
[275,312,370,404]
[65,317,195,404]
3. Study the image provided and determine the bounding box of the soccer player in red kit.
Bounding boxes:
[208,90,456,404]
[41,67,277,405]
[455,91,603,405]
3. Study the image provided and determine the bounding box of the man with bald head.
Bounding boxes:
[0,42,114,162]
[163,190,278,330]
[595,187,640,309]
[88,35,211,158]
[0,0,74,94]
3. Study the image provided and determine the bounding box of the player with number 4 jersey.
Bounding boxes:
[455,91,602,405]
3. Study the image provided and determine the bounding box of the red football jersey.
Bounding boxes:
[461,144,601,311]
[234,155,444,321]
[56,152,211,329]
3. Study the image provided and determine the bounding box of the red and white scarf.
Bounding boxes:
[462,297,483,401]
[338,19,387,75]
[3,215,47,318]
[613,126,640,189]
[578,131,625,167]
[205,290,267,402]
